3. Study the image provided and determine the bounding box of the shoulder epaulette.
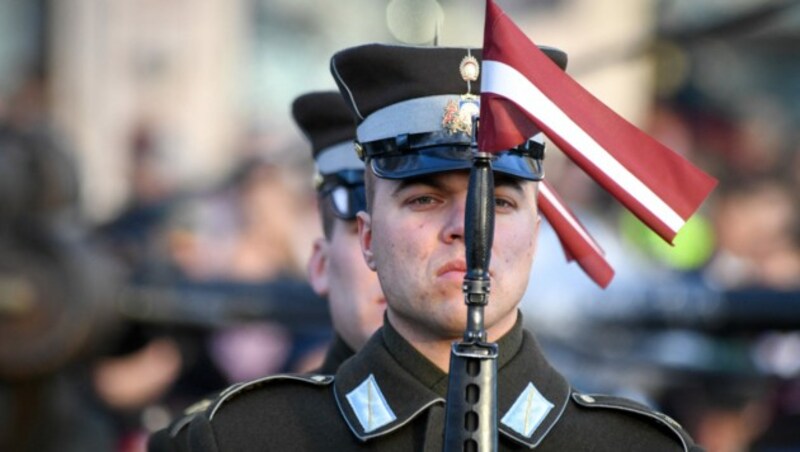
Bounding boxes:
[169,373,334,438]
[571,392,701,452]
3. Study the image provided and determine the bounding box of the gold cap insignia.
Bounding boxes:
[443,51,481,135]
[460,55,480,83]
[442,95,479,136]
[313,172,324,190]
[354,141,365,160]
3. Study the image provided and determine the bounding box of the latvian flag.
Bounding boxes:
[539,180,614,288]
[479,0,718,247]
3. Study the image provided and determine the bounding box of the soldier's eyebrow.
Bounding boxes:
[390,174,528,198]
[494,175,526,195]
[390,176,445,197]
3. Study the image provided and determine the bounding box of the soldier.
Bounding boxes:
[292,91,386,372]
[149,44,702,451]
[146,91,384,450]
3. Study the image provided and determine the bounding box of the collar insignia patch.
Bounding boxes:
[345,374,397,433]
[501,382,555,438]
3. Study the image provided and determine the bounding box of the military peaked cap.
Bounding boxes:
[292,90,365,219]
[330,44,567,180]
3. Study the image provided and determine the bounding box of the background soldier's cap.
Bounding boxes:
[291,91,365,219]
[330,44,568,180]
[292,91,363,175]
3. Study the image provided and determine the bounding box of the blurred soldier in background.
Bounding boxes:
[146,90,387,450]
[292,91,386,372]
[91,134,333,449]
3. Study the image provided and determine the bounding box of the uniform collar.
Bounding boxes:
[333,317,447,440]
[333,313,570,447]
[496,327,571,448]
[318,334,355,374]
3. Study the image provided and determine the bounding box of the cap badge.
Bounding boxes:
[441,53,481,136]
[460,55,480,83]
[443,96,480,136]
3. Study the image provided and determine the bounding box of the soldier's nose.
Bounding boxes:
[441,203,465,243]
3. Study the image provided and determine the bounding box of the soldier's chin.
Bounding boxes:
[438,296,468,314]
[435,311,472,339]
[432,287,467,304]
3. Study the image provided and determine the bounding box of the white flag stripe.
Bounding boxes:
[482,60,685,233]
[540,183,604,256]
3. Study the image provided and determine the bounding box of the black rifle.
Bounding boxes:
[443,119,498,452]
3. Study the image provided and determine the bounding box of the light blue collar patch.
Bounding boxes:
[501,382,554,438]
[345,374,397,433]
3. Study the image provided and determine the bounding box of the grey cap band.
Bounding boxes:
[315,140,364,175]
[357,95,460,142]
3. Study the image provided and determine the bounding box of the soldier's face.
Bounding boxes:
[308,218,386,351]
[357,170,539,340]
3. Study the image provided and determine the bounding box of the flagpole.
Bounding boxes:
[443,117,499,452]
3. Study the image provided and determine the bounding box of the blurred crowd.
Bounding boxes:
[2,1,800,452]
[0,74,332,451]
[523,29,800,451]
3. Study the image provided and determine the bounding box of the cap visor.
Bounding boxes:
[371,146,543,180]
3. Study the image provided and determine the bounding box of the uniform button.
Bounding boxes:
[184,399,211,415]
[579,394,595,404]
[663,414,681,427]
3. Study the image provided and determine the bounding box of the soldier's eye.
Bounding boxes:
[409,195,437,206]
[495,197,516,210]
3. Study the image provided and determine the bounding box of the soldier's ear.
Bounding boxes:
[307,238,330,296]
[357,211,377,271]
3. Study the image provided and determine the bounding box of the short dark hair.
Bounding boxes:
[363,167,376,214]
[318,195,338,240]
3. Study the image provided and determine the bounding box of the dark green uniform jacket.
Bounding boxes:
[317,334,355,374]
[149,317,702,451]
